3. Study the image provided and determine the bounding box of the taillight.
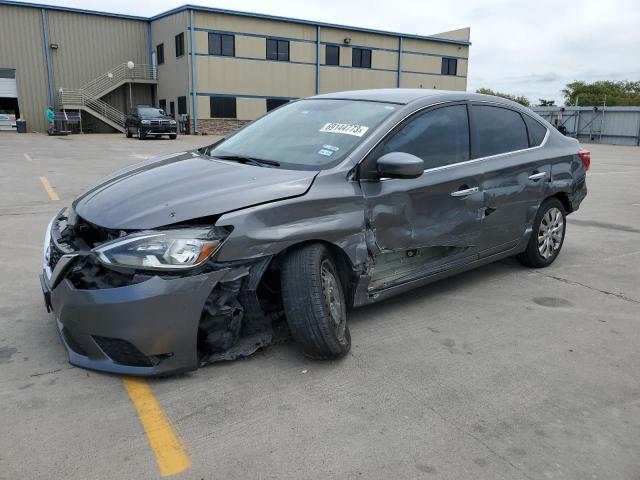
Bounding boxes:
[578,149,590,171]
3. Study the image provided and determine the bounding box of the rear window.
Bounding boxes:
[523,115,548,147]
[473,105,529,158]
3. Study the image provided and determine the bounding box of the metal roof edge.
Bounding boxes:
[0,1,471,46]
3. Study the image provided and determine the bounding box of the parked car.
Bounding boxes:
[40,89,589,376]
[125,105,177,139]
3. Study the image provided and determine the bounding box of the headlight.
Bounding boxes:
[141,119,151,124]
[169,120,177,125]
[93,228,226,270]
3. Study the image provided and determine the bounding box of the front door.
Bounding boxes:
[359,103,486,291]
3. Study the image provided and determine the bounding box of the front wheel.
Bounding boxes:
[517,198,566,268]
[281,243,351,359]
[125,126,132,138]
[169,134,177,140]
[137,127,146,140]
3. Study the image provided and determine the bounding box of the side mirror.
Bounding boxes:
[376,152,424,179]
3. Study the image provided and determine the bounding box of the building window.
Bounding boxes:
[177,96,187,115]
[210,96,237,118]
[266,39,289,61]
[325,45,340,66]
[266,98,289,112]
[352,48,372,68]
[159,99,166,112]
[169,101,175,116]
[208,33,235,56]
[441,57,457,76]
[175,33,185,58]
[156,44,164,65]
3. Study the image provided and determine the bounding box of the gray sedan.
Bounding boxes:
[40,89,589,375]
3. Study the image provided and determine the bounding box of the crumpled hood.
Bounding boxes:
[73,151,318,230]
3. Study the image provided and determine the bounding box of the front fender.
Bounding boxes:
[214,171,368,268]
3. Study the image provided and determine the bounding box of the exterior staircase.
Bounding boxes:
[58,63,157,133]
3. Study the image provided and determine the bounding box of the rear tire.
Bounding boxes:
[281,243,351,359]
[517,198,566,268]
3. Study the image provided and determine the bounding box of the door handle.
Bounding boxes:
[528,171,548,181]
[451,186,479,197]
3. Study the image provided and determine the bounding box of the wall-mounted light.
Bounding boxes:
[343,37,351,44]
[50,43,59,49]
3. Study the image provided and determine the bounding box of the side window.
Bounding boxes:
[266,39,289,61]
[473,105,529,157]
[177,96,187,115]
[156,44,164,65]
[325,45,340,66]
[352,48,372,68]
[208,33,235,56]
[210,96,237,118]
[266,98,289,112]
[523,115,548,147]
[379,105,470,170]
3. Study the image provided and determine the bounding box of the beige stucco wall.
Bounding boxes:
[400,72,466,90]
[151,10,190,115]
[195,11,316,41]
[320,67,396,93]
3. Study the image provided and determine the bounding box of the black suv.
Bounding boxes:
[125,105,177,140]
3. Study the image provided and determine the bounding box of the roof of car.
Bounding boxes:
[309,89,520,107]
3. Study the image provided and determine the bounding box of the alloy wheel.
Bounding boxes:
[537,207,564,259]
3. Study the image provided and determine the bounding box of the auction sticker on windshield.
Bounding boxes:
[320,123,369,137]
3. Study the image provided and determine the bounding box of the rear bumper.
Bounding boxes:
[41,267,228,376]
[569,175,587,212]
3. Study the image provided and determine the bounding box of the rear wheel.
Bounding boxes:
[517,198,566,268]
[281,243,351,359]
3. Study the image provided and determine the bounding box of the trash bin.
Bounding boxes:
[15,119,27,133]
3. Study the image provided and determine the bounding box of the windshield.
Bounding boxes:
[138,107,165,117]
[208,99,398,170]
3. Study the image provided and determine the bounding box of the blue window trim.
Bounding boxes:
[196,92,298,101]
[193,52,315,67]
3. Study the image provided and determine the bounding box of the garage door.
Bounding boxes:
[0,69,17,98]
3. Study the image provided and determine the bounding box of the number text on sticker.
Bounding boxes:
[320,123,369,137]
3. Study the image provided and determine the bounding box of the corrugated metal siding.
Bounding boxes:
[532,106,640,146]
[0,4,50,131]
[47,10,148,89]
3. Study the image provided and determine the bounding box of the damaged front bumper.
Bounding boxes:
[40,210,274,376]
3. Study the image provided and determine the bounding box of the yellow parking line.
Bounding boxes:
[39,176,60,201]
[123,377,191,477]
[23,153,33,162]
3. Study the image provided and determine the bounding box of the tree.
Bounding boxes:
[562,81,640,106]
[538,99,556,106]
[475,88,531,107]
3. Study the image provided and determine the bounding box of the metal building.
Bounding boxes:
[0,1,471,134]
[532,106,640,146]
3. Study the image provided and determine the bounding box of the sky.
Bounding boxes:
[26,0,640,105]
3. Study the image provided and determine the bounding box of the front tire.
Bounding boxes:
[169,134,177,140]
[125,127,132,138]
[137,127,146,140]
[281,243,351,359]
[517,198,566,268]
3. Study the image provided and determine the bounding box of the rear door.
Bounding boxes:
[360,103,486,290]
[471,103,551,256]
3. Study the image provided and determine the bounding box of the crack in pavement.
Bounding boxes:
[536,272,640,304]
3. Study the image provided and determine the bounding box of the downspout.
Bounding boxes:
[189,9,198,133]
[316,25,320,94]
[397,36,403,88]
[41,9,55,106]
